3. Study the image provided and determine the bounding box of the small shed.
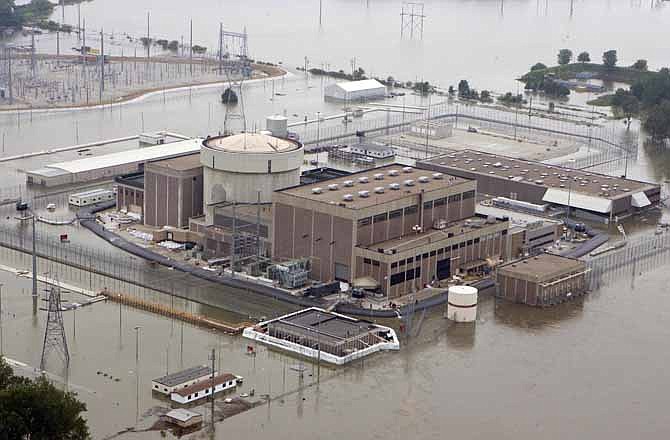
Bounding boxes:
[163,408,203,428]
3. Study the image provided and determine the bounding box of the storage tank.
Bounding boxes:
[447,285,478,322]
[266,115,289,138]
[201,133,304,224]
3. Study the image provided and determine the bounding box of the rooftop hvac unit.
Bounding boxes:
[389,183,400,190]
[493,162,503,168]
[358,190,370,198]
[432,173,444,180]
[374,186,385,194]
[374,173,384,180]
[404,179,415,187]
[403,166,413,173]
[342,194,354,201]
[328,184,339,191]
[343,180,354,187]
[418,176,429,183]
[388,169,400,176]
[312,187,323,194]
[358,176,369,183]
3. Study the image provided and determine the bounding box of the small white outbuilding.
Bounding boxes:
[325,79,387,101]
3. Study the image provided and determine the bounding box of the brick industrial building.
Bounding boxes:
[273,165,509,298]
[418,150,661,223]
[495,253,589,306]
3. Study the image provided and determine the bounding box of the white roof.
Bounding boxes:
[45,138,202,174]
[631,192,651,208]
[70,188,114,198]
[165,408,201,422]
[203,133,300,154]
[333,79,385,93]
[542,188,612,214]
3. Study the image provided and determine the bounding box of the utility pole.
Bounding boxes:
[134,326,142,424]
[32,213,37,312]
[189,19,193,75]
[218,22,223,75]
[99,28,104,102]
[319,0,323,27]
[146,12,150,59]
[77,3,81,40]
[7,47,12,105]
[56,30,60,58]
[30,31,36,79]
[209,348,216,432]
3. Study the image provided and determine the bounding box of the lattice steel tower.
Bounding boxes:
[40,279,70,370]
[400,2,426,40]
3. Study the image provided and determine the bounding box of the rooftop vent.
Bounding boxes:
[432,173,444,180]
[388,169,400,176]
[374,173,385,180]
[358,176,369,183]
[342,194,353,201]
[312,187,323,194]
[343,180,354,187]
[418,176,429,183]
[403,166,413,173]
[374,186,385,194]
[328,184,339,191]
[534,179,544,184]
[358,190,370,198]
[404,179,415,187]
[389,183,400,190]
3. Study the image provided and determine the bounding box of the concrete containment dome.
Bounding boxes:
[447,285,478,323]
[201,133,304,223]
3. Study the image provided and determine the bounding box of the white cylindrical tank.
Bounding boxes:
[447,285,478,323]
[266,115,289,138]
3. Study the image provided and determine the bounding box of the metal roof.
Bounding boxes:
[173,373,237,397]
[331,79,385,93]
[542,188,612,214]
[152,365,212,387]
[70,188,115,198]
[44,138,202,174]
[631,192,651,208]
[165,409,202,422]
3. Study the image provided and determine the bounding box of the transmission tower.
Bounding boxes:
[400,2,426,40]
[40,277,70,370]
[223,73,246,135]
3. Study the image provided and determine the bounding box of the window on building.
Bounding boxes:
[389,209,403,219]
[463,190,475,199]
[448,194,460,203]
[423,201,433,209]
[434,198,446,206]
[358,217,371,227]
[399,259,406,266]
[404,205,418,215]
[467,240,473,246]
[372,260,380,267]
[474,238,480,244]
[390,272,405,286]
[407,257,414,264]
[423,252,429,259]
[391,262,398,269]
[438,248,444,255]
[430,250,436,256]
[364,258,371,265]
[374,213,388,223]
[502,229,508,236]
[459,242,465,248]
[452,244,458,251]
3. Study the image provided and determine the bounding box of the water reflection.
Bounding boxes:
[493,296,585,330]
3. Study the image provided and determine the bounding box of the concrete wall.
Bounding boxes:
[145,167,203,229]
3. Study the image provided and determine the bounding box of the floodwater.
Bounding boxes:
[0,1,670,439]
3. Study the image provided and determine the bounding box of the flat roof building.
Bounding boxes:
[243,308,400,365]
[144,153,204,229]
[496,253,589,307]
[163,409,203,429]
[418,150,661,223]
[170,374,239,405]
[273,164,509,298]
[26,138,202,187]
[151,365,213,396]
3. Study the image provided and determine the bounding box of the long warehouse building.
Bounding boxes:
[418,150,661,223]
[26,138,202,187]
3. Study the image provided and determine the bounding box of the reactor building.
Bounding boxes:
[199,131,304,225]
